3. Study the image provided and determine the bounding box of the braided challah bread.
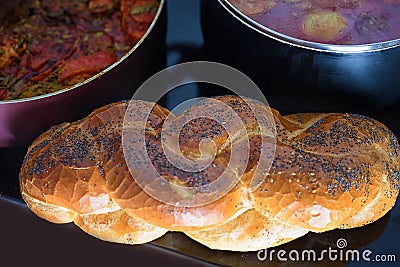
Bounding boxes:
[19,95,400,251]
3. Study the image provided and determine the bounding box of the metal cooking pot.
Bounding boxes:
[200,0,400,114]
[0,0,166,147]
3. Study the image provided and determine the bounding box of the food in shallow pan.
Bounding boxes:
[228,0,400,44]
[0,0,159,100]
[19,95,400,251]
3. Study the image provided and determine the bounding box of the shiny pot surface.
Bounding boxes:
[201,0,400,114]
[0,0,166,147]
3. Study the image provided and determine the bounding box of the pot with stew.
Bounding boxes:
[0,0,166,147]
[201,0,400,113]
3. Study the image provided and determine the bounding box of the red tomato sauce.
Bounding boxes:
[0,0,159,100]
[229,0,400,45]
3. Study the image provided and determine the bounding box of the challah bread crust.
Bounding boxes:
[252,111,399,232]
[19,96,400,251]
[22,192,75,224]
[74,209,168,244]
[185,209,309,251]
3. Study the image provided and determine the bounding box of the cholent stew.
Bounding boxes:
[0,0,159,100]
[229,0,400,45]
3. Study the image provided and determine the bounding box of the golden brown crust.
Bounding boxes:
[22,192,75,224]
[74,209,168,245]
[19,96,400,250]
[252,112,399,232]
[185,209,308,251]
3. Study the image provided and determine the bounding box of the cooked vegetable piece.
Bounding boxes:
[0,42,18,69]
[229,0,276,16]
[302,11,347,42]
[89,0,115,14]
[58,51,117,83]
[121,0,158,43]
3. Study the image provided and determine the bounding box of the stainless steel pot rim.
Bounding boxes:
[219,0,400,54]
[0,0,165,105]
